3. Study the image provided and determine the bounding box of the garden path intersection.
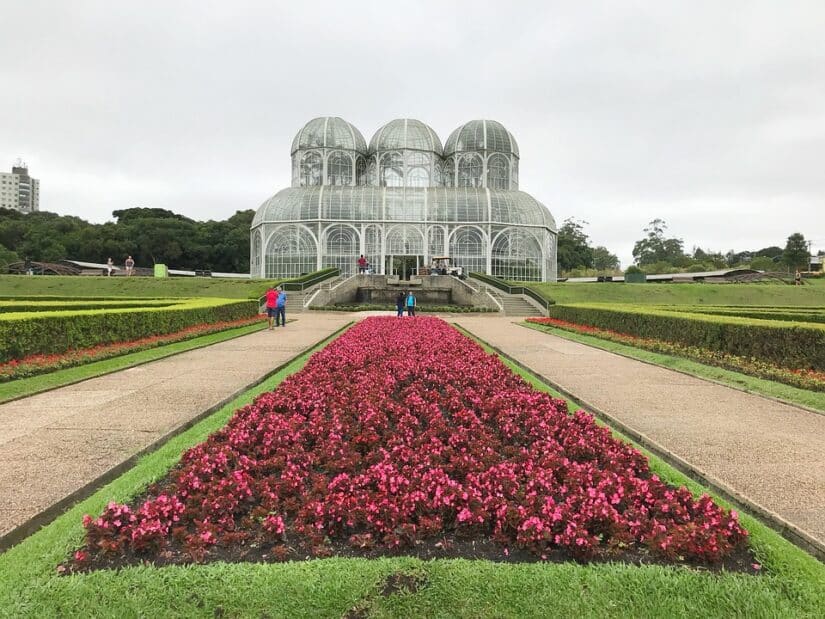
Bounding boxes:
[0,312,351,546]
[452,315,825,557]
[0,311,822,564]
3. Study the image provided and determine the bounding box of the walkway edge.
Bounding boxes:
[0,322,352,554]
[458,323,825,563]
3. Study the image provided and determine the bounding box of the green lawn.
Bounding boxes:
[1,323,823,617]
[523,277,825,306]
[0,275,282,299]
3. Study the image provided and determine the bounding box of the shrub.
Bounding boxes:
[545,304,825,370]
[0,298,257,362]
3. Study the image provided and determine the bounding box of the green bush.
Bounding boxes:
[0,298,257,362]
[546,303,825,370]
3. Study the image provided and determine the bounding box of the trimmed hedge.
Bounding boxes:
[311,304,498,313]
[0,300,177,314]
[681,307,825,324]
[546,303,825,370]
[0,298,258,362]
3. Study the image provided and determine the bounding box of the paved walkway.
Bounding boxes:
[454,316,825,552]
[0,313,352,543]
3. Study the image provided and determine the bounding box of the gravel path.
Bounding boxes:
[454,316,825,552]
[0,313,352,544]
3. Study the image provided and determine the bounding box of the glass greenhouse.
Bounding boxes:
[251,117,557,281]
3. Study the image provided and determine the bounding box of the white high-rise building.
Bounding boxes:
[0,161,40,213]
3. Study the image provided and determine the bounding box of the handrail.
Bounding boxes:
[469,272,554,310]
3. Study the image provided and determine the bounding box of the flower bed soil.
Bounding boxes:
[0,316,263,382]
[527,317,825,392]
[65,317,753,574]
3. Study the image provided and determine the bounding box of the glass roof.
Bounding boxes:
[369,119,443,154]
[291,117,367,155]
[252,186,555,230]
[444,120,519,157]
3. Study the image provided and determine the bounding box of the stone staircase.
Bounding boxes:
[480,285,545,317]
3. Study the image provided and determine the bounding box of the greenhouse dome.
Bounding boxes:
[251,118,557,281]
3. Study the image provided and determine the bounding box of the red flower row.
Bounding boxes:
[75,317,746,568]
[0,316,263,382]
[526,317,825,391]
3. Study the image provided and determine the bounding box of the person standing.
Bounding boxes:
[275,286,287,327]
[795,269,802,286]
[106,257,113,276]
[396,291,406,317]
[125,255,135,276]
[357,254,367,274]
[265,286,278,330]
[406,290,416,317]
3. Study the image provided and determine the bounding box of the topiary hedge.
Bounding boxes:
[0,298,258,362]
[546,303,825,370]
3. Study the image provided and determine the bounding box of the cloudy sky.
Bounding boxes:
[2,0,824,266]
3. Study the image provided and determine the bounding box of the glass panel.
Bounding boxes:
[433,162,443,187]
[300,152,322,187]
[449,226,486,275]
[380,152,404,187]
[250,231,262,275]
[356,156,367,186]
[327,151,353,186]
[443,157,454,187]
[491,228,543,281]
[364,224,382,272]
[385,224,424,255]
[322,224,359,275]
[264,225,317,278]
[406,167,429,187]
[457,153,482,188]
[486,154,510,190]
[427,226,446,259]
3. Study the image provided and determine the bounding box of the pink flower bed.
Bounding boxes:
[73,316,746,568]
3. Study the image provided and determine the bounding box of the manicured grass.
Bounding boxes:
[520,321,825,414]
[1,323,823,617]
[0,320,268,404]
[523,277,825,307]
[0,274,283,299]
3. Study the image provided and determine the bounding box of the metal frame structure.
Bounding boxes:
[252,117,557,281]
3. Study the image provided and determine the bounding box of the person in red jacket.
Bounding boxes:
[357,254,368,273]
[265,286,278,330]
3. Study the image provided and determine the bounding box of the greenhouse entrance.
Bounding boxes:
[387,255,422,280]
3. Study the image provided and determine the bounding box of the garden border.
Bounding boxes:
[520,321,825,417]
[0,321,353,553]
[455,323,825,563]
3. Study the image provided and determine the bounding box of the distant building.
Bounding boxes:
[0,161,40,213]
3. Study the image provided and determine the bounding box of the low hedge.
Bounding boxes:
[0,298,257,362]
[0,300,177,314]
[682,307,825,324]
[311,304,498,313]
[546,303,825,370]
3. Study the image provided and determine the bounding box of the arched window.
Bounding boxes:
[433,162,443,187]
[380,152,404,187]
[427,226,446,260]
[367,157,377,186]
[511,158,519,189]
[299,152,323,187]
[486,154,510,190]
[492,228,543,281]
[327,151,353,186]
[443,157,455,187]
[457,154,482,188]
[265,225,317,278]
[449,226,486,275]
[356,156,367,186]
[322,224,359,275]
[407,167,429,187]
[385,225,424,255]
[364,224,382,273]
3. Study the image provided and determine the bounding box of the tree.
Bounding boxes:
[556,218,593,272]
[0,242,18,268]
[749,256,775,271]
[782,232,809,270]
[632,219,686,267]
[592,246,620,271]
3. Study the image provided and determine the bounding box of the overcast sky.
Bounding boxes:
[2,0,824,266]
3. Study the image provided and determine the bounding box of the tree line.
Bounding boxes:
[558,217,818,276]
[0,207,254,273]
